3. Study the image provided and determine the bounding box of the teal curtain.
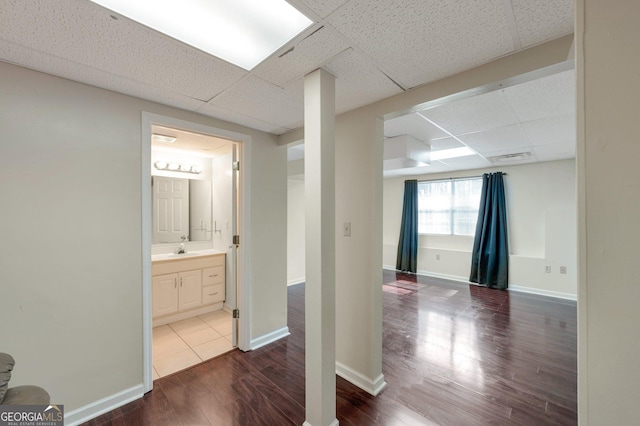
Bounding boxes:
[396,179,418,273]
[470,172,509,289]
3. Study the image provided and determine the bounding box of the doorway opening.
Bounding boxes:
[141,112,251,392]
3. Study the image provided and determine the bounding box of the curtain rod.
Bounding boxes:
[416,172,507,183]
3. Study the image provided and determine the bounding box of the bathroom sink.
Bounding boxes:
[152,249,225,262]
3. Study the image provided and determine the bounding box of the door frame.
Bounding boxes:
[141,112,252,393]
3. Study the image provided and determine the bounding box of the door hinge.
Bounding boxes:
[233,235,240,245]
[233,309,240,319]
[233,161,240,171]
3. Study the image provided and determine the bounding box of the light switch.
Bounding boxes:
[343,222,351,237]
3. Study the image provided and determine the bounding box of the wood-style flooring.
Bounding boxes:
[84,271,577,425]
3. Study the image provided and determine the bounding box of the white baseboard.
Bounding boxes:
[287,277,305,286]
[250,326,290,350]
[303,420,339,426]
[64,384,143,426]
[509,285,577,301]
[335,361,386,396]
[385,267,577,301]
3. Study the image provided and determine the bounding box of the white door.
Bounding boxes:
[152,274,178,317]
[231,145,240,347]
[153,176,189,243]
[178,270,202,311]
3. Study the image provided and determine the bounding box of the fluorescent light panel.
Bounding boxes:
[430,146,475,161]
[90,0,312,70]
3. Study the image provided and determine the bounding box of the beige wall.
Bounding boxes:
[383,160,577,298]
[335,109,384,388]
[324,35,575,390]
[287,177,305,285]
[0,61,286,411]
[577,0,640,423]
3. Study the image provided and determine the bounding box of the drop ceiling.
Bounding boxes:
[383,69,576,177]
[0,0,574,175]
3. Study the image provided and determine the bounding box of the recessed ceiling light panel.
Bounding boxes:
[90,0,313,70]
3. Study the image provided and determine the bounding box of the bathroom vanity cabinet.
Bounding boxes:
[151,252,226,326]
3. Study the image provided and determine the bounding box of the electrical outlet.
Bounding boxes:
[560,266,567,274]
[545,265,551,273]
[436,254,440,260]
[343,222,351,237]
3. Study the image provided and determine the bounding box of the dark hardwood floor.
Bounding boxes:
[85,271,577,425]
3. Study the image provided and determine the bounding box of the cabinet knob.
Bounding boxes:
[209,292,219,296]
[174,278,177,288]
[209,274,218,277]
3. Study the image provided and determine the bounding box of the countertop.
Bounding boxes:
[151,249,226,263]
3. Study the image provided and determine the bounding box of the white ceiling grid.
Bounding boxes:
[383,69,576,177]
[0,0,575,175]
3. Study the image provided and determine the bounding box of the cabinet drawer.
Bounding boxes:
[202,284,225,304]
[203,266,225,286]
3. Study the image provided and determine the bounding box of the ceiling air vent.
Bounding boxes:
[488,152,532,164]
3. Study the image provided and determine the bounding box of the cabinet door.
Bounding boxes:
[152,273,178,317]
[178,269,202,311]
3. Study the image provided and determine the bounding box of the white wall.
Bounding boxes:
[577,0,640,423]
[0,61,287,413]
[383,160,577,298]
[287,177,305,285]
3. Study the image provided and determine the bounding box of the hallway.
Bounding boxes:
[86,272,576,425]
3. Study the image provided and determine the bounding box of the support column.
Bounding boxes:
[304,68,337,426]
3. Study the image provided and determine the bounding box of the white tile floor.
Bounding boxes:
[152,309,234,379]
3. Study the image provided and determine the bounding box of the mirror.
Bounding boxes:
[152,176,212,243]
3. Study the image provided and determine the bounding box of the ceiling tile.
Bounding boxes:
[502,69,575,122]
[511,0,574,47]
[457,124,529,154]
[420,90,519,135]
[206,75,303,130]
[328,0,515,89]
[384,113,448,141]
[253,26,349,87]
[0,39,206,112]
[522,114,575,146]
[196,102,290,135]
[429,137,466,151]
[296,0,349,19]
[0,0,247,101]
[324,48,403,114]
[436,155,492,171]
[533,141,575,162]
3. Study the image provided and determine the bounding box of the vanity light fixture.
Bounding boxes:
[152,133,177,144]
[154,161,202,174]
[89,0,313,70]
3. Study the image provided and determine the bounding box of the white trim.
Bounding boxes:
[384,266,577,301]
[141,115,153,393]
[287,277,305,286]
[509,285,577,301]
[141,112,253,395]
[335,362,387,396]
[303,420,339,426]
[64,384,143,426]
[250,326,290,350]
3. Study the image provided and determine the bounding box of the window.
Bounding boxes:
[418,177,482,235]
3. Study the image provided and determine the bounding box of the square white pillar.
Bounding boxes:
[304,68,338,426]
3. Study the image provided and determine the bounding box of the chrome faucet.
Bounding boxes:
[176,235,188,254]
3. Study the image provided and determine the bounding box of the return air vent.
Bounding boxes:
[488,152,532,164]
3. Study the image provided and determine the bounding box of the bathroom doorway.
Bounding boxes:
[141,113,250,392]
